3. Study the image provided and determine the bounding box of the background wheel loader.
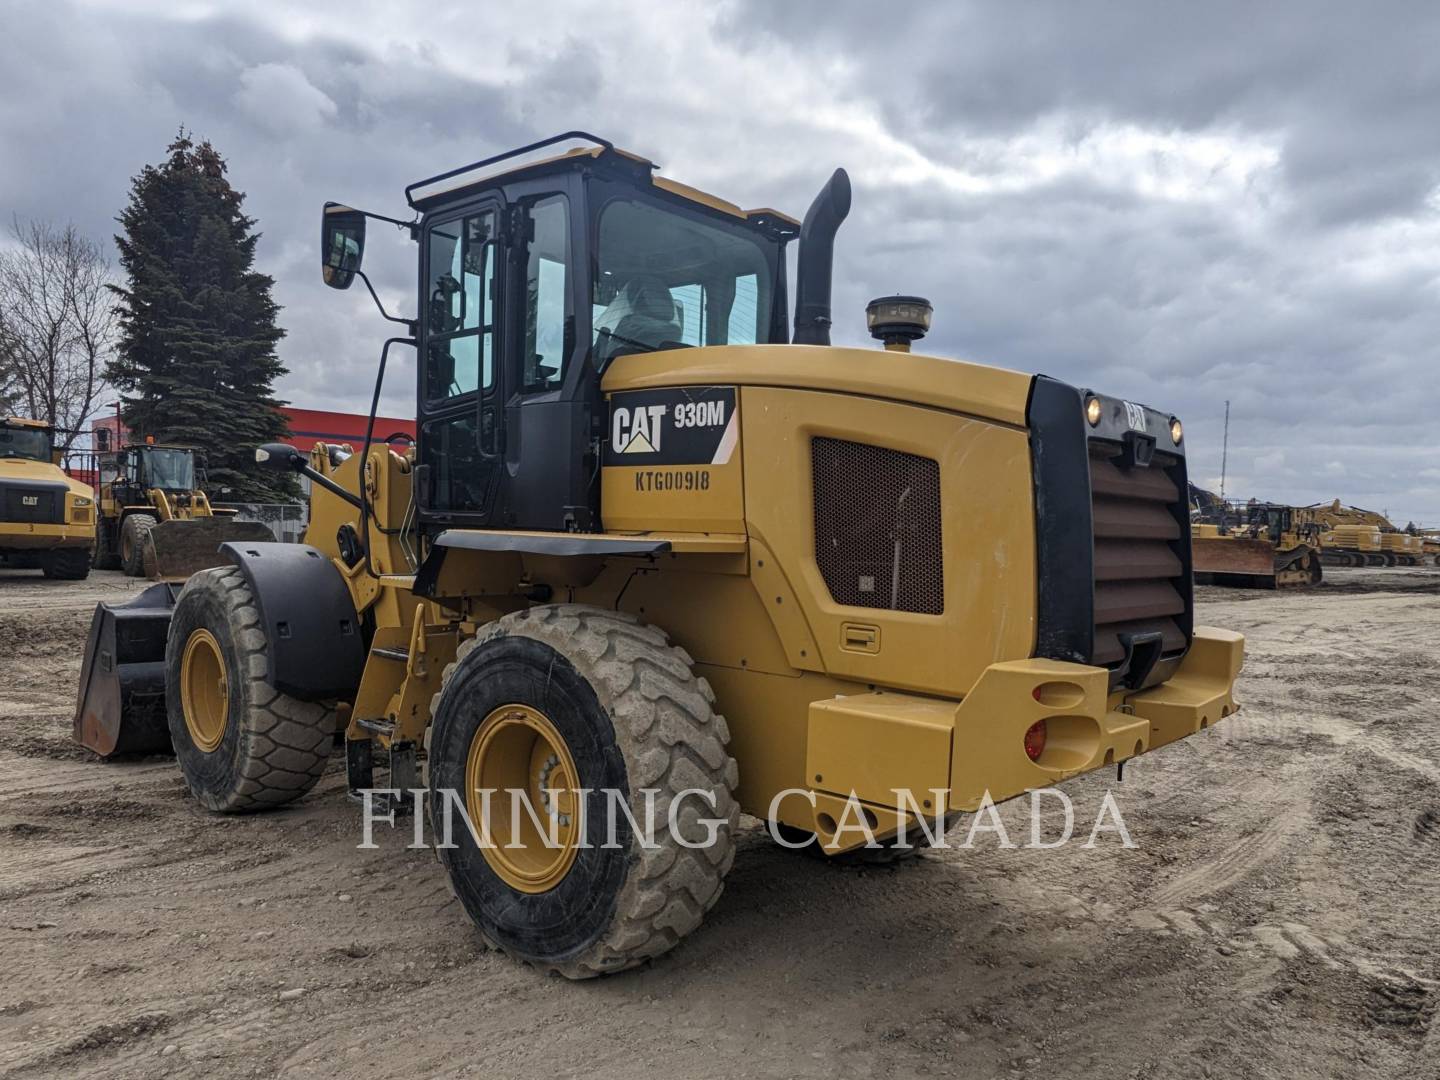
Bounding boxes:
[92,441,273,578]
[74,132,1244,978]
[0,416,95,579]
[1188,488,1322,588]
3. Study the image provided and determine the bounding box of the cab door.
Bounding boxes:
[417,202,504,523]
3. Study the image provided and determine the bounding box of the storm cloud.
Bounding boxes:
[2,0,1437,522]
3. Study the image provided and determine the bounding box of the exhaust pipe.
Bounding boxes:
[792,168,852,346]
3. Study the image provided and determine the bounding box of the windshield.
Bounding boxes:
[143,448,196,491]
[592,195,776,367]
[0,424,52,462]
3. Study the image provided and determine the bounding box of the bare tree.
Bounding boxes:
[0,219,115,452]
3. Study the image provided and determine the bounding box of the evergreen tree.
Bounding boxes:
[108,132,296,501]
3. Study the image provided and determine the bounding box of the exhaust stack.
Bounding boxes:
[792,168,852,346]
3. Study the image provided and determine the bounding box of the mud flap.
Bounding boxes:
[73,582,180,757]
[140,519,276,580]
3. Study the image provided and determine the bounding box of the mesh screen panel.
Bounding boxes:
[812,437,943,614]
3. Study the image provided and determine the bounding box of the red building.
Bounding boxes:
[89,407,415,456]
[73,407,416,488]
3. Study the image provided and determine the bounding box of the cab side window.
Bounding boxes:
[521,195,572,393]
[426,211,496,400]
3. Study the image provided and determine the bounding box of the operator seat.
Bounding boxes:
[594,276,684,367]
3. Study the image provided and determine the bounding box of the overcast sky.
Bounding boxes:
[3,1,1439,523]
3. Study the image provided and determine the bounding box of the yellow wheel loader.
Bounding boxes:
[0,416,95,579]
[1189,496,1322,588]
[93,442,273,578]
[75,133,1244,977]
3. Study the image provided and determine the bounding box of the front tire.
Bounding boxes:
[165,566,334,812]
[120,514,156,576]
[41,546,92,580]
[428,605,738,978]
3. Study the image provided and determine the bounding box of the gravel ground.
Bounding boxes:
[0,564,1436,1079]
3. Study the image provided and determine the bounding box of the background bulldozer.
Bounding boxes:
[1188,486,1321,588]
[93,441,273,577]
[75,132,1244,978]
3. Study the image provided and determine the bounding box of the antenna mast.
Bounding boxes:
[1219,400,1231,502]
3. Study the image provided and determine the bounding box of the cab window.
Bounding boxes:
[426,211,497,400]
[520,195,572,393]
[592,197,773,367]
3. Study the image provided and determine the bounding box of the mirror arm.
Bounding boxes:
[355,269,419,335]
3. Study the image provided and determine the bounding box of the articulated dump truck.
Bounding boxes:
[1189,489,1321,589]
[73,133,1244,977]
[0,416,95,579]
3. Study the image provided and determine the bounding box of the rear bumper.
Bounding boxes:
[0,522,95,551]
[803,626,1243,850]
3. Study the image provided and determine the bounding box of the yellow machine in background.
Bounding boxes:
[0,416,95,579]
[1301,500,1424,567]
[93,442,272,577]
[1189,494,1321,588]
[76,133,1244,978]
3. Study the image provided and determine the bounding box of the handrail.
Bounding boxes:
[404,131,613,208]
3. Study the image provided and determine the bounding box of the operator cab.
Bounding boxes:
[0,417,54,463]
[106,445,198,496]
[321,133,801,533]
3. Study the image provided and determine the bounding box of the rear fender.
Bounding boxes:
[219,542,366,701]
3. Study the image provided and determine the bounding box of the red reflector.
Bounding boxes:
[1032,686,1043,701]
[1024,720,1047,762]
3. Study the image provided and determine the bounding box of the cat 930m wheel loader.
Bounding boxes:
[75,133,1244,977]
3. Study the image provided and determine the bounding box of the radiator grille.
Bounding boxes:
[812,437,943,614]
[0,482,66,525]
[1089,446,1186,666]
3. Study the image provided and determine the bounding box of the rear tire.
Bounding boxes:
[165,566,335,813]
[428,604,738,978]
[121,514,155,576]
[41,546,92,580]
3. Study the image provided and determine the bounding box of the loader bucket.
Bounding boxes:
[1192,535,1282,589]
[73,582,180,757]
[140,518,276,580]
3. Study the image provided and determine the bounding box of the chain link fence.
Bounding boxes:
[215,502,307,544]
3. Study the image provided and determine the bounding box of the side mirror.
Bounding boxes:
[255,443,306,472]
[321,202,366,290]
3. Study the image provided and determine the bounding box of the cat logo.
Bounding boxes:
[1123,401,1148,433]
[21,495,38,507]
[612,404,668,455]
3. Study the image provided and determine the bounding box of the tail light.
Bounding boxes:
[1024,720,1048,762]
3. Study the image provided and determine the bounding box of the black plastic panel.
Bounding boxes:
[219,542,366,701]
[1026,376,1095,664]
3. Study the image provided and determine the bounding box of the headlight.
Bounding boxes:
[1084,395,1102,426]
[72,496,92,508]
[1169,417,1183,445]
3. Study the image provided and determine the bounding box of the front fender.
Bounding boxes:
[219,542,366,700]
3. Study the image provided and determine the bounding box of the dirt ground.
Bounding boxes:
[0,563,1437,1079]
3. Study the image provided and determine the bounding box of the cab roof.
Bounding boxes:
[2,416,50,430]
[405,131,800,235]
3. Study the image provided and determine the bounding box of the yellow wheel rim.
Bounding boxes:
[465,704,581,894]
[181,629,229,753]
